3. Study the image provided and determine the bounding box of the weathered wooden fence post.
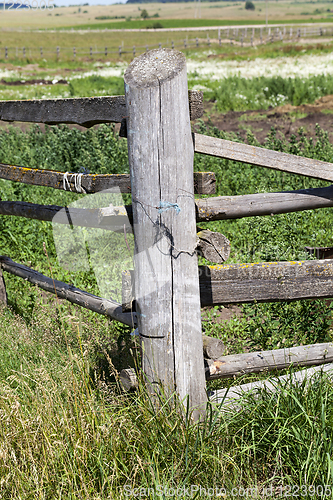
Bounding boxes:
[124,49,207,419]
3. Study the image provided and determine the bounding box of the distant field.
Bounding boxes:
[60,17,333,31]
[1,1,333,30]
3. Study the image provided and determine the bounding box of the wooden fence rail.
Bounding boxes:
[0,256,136,326]
[0,91,203,125]
[194,133,333,182]
[0,164,215,195]
[209,363,333,407]
[122,259,333,310]
[207,342,333,380]
[3,181,333,229]
[196,185,333,221]
[1,48,333,412]
[120,342,333,390]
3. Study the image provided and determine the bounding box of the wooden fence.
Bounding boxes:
[1,23,332,60]
[1,48,333,417]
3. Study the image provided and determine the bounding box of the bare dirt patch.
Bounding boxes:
[203,94,333,144]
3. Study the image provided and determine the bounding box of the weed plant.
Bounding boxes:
[189,73,333,112]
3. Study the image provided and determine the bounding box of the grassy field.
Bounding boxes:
[1,117,333,496]
[2,36,333,496]
[2,0,333,30]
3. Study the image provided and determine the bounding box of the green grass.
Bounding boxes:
[63,16,333,31]
[188,73,333,112]
[2,62,333,495]
[1,300,333,497]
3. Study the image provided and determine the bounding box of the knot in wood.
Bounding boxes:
[124,48,186,88]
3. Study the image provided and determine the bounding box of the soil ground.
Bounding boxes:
[203,94,333,144]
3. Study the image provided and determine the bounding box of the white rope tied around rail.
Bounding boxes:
[62,172,87,194]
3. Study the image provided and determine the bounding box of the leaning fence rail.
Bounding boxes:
[1,48,333,415]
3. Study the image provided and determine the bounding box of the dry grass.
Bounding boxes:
[1,0,333,30]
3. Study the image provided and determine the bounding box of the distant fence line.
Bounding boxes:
[1,24,332,60]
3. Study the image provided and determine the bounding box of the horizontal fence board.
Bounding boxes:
[0,163,131,193]
[0,90,202,126]
[207,342,333,380]
[209,363,333,407]
[0,164,215,195]
[122,259,333,310]
[0,256,136,327]
[119,344,333,390]
[196,185,333,221]
[0,200,132,232]
[193,133,333,182]
[200,260,333,305]
[0,96,126,127]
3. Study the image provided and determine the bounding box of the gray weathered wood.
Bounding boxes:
[0,96,127,127]
[0,268,7,306]
[0,163,131,193]
[125,48,207,417]
[122,270,134,312]
[0,200,131,232]
[120,368,139,391]
[122,259,333,310]
[115,344,333,390]
[0,256,136,327]
[188,90,203,121]
[206,342,333,380]
[202,335,225,359]
[199,259,333,306]
[209,363,333,407]
[0,164,215,195]
[194,133,333,182]
[196,185,333,222]
[196,229,230,263]
[193,172,216,195]
[0,91,202,127]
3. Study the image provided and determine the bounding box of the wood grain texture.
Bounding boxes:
[0,163,131,193]
[188,90,203,121]
[194,133,333,182]
[199,259,333,306]
[0,256,136,327]
[125,48,207,417]
[0,91,202,127]
[206,342,333,380]
[120,368,138,391]
[0,164,215,195]
[209,363,333,407]
[122,259,333,310]
[196,185,333,222]
[202,335,225,359]
[0,200,132,232]
[196,229,230,263]
[0,96,127,127]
